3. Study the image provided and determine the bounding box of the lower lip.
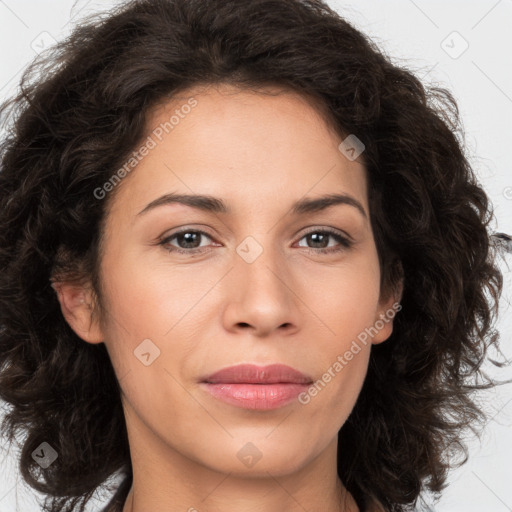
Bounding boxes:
[200,382,310,410]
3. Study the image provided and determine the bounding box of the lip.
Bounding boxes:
[200,364,313,410]
[202,364,313,384]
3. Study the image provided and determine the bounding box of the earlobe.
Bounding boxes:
[50,280,104,344]
[370,311,395,345]
[372,275,404,345]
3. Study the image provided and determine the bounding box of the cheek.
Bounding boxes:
[303,249,382,344]
[98,249,221,386]
[310,267,378,383]
[100,248,208,337]
[297,249,380,415]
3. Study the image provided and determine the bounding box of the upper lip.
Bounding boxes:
[202,364,313,384]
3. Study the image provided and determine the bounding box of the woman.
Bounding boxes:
[0,1,507,511]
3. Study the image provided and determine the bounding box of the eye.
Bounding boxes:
[295,228,353,254]
[158,227,353,256]
[159,229,216,255]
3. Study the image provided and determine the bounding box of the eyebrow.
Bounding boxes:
[137,192,367,219]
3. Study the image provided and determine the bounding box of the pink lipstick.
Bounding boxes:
[200,364,313,410]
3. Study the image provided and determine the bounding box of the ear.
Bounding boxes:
[50,279,104,344]
[370,268,404,345]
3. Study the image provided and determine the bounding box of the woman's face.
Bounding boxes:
[57,83,399,480]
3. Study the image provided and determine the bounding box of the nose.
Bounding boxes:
[221,238,300,337]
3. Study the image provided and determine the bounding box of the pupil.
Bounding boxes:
[309,233,327,248]
[179,232,200,248]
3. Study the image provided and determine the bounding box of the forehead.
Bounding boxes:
[146,82,342,137]
[105,82,368,221]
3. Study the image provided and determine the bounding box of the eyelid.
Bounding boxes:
[158,225,354,254]
[298,225,353,242]
[158,227,216,247]
[159,225,352,242]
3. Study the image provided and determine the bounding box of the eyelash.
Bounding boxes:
[158,227,353,255]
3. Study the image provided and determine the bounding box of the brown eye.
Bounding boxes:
[159,229,215,254]
[296,229,352,254]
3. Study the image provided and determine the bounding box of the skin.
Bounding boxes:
[52,83,401,512]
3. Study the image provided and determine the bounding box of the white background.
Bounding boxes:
[0,1,511,511]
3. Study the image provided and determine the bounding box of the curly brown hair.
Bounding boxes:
[0,0,507,511]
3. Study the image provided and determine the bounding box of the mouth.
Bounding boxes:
[200,364,313,410]
[202,363,314,385]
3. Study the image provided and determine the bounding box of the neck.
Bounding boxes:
[123,475,358,512]
[121,404,359,512]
